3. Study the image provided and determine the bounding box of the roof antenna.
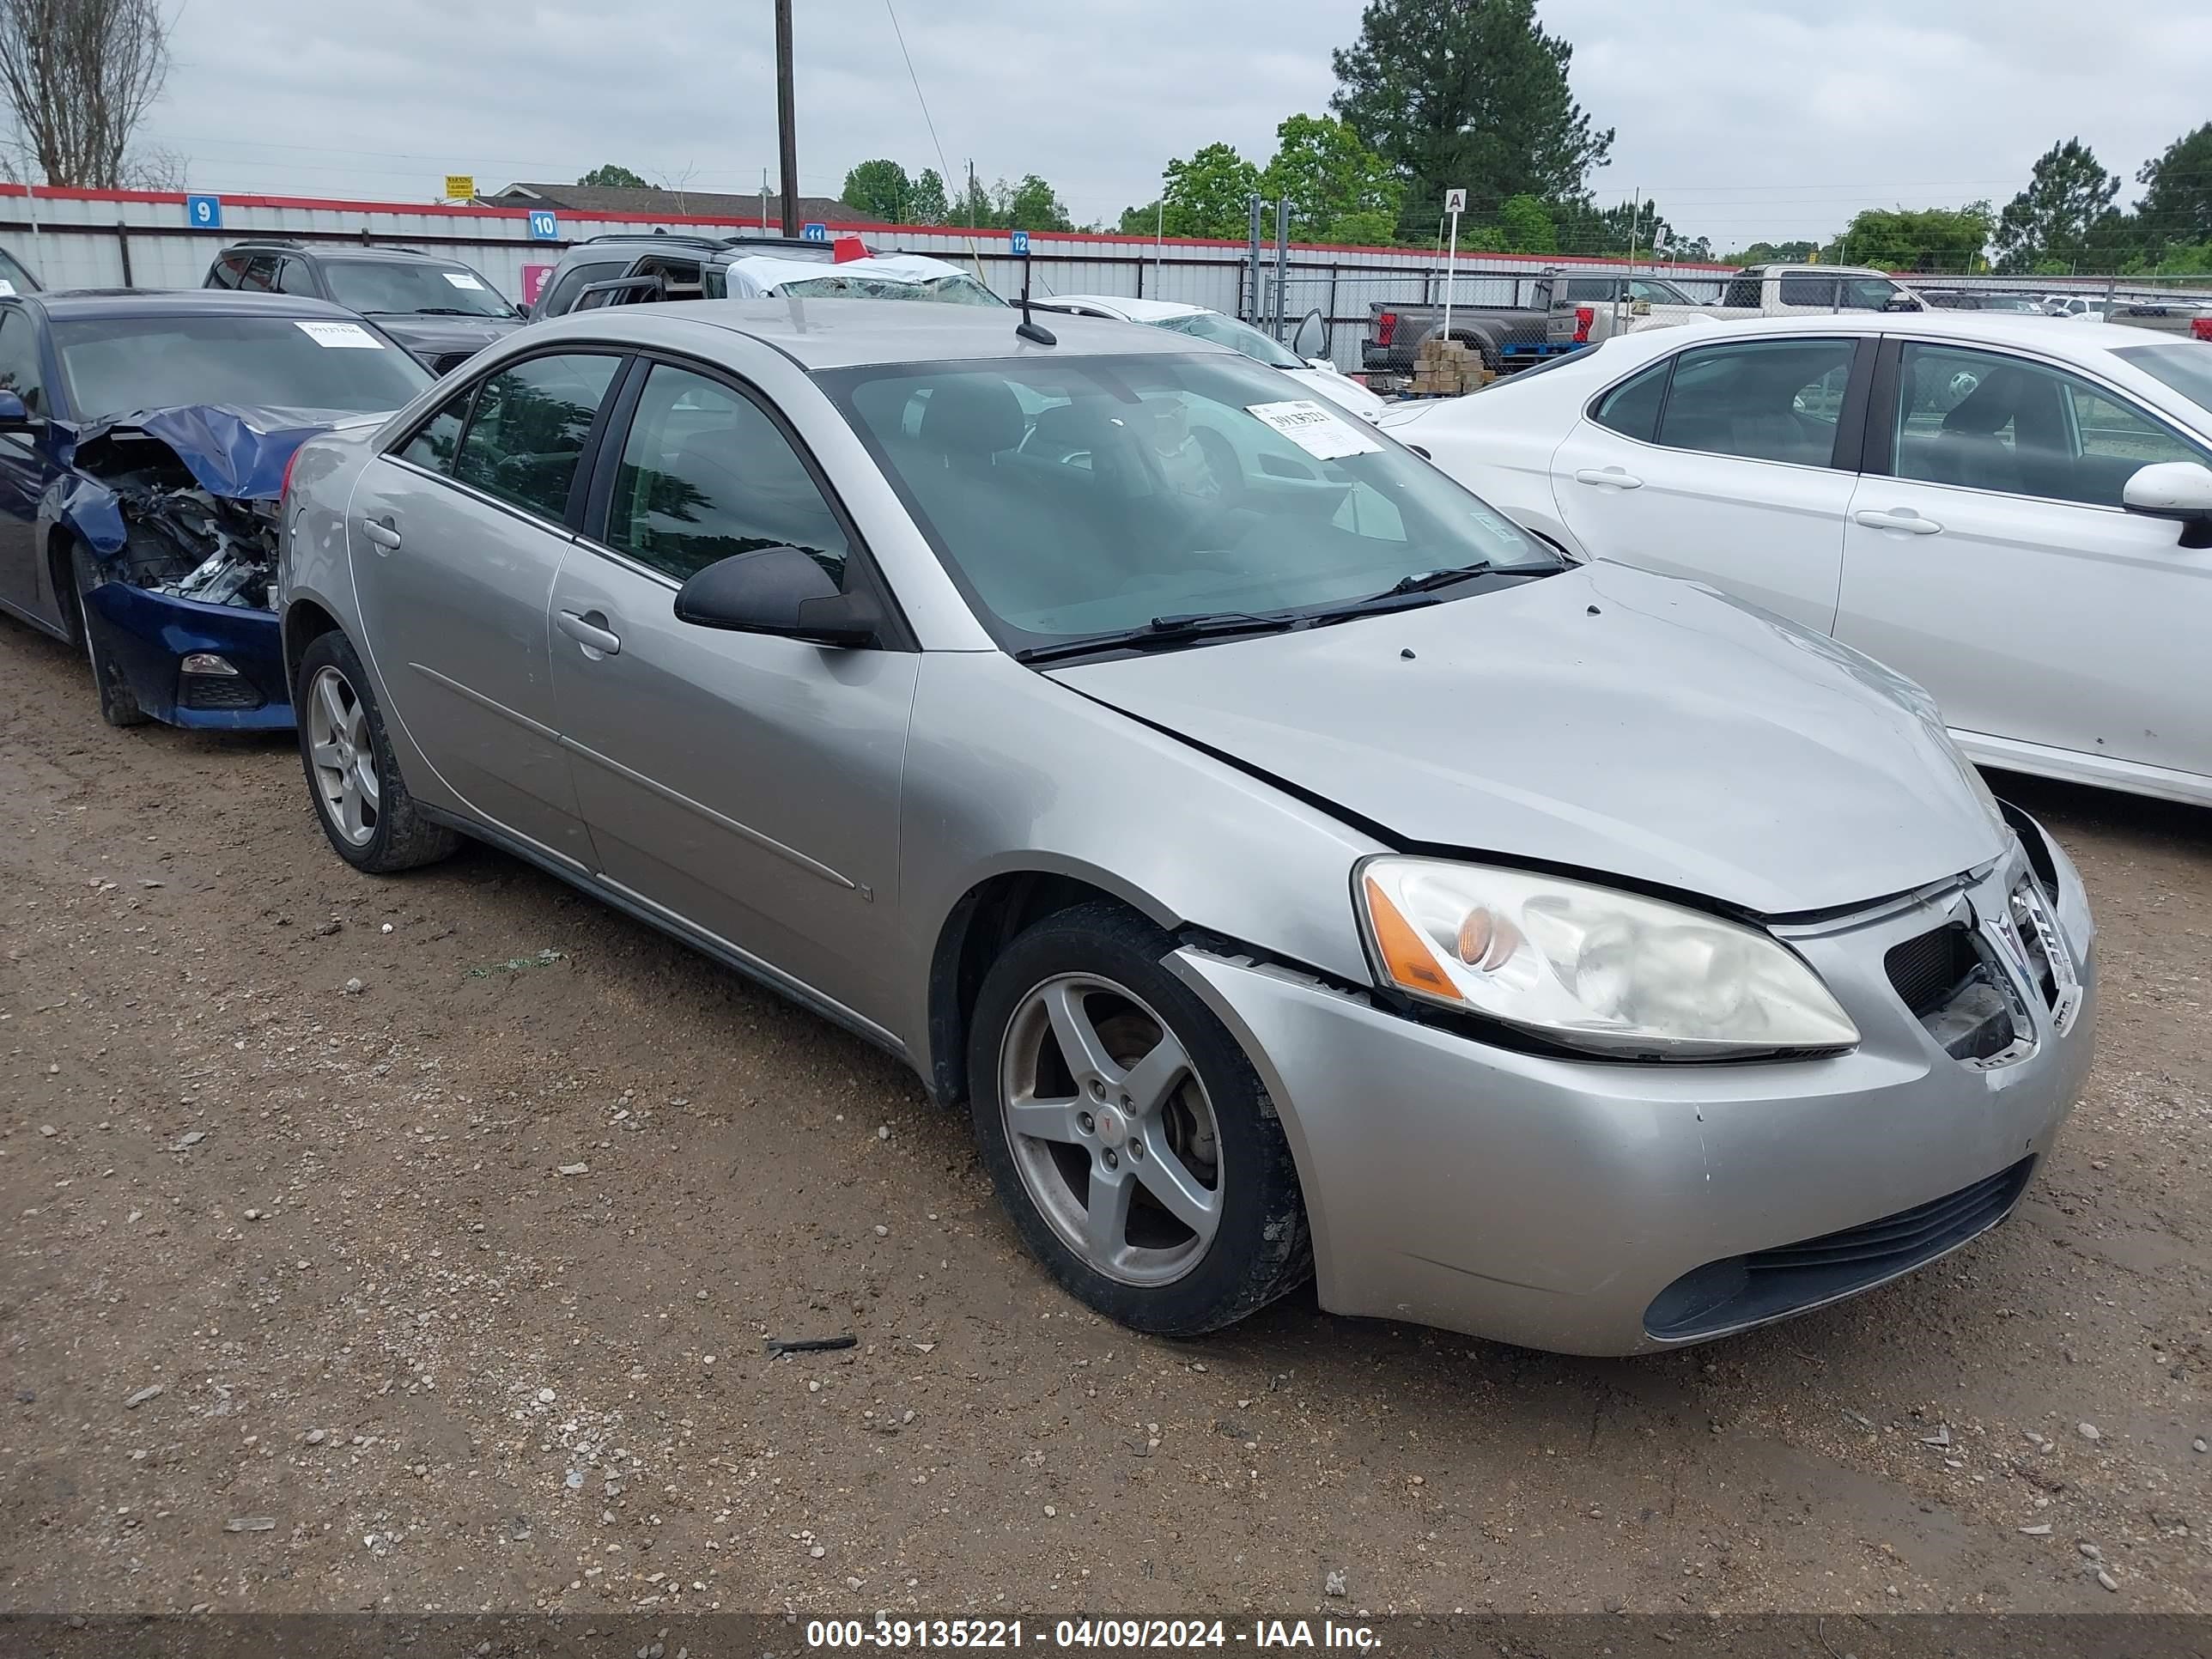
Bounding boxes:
[1011,229,1055,346]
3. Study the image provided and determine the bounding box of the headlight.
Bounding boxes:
[1356,857,1859,1058]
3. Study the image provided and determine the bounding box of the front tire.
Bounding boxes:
[294,630,458,873]
[71,544,147,728]
[967,902,1311,1335]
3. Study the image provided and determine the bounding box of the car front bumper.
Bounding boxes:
[84,583,292,731]
[1170,816,2095,1356]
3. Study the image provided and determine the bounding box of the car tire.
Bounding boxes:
[70,544,147,728]
[294,629,459,873]
[967,901,1312,1336]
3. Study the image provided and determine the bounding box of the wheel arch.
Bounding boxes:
[282,598,344,695]
[925,863,1179,1109]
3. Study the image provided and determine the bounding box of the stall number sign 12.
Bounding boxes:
[185,194,223,229]
[1010,229,1030,256]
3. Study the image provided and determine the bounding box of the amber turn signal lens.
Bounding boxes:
[1364,875,1462,1002]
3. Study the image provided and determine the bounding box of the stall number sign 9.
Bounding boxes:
[185,194,223,229]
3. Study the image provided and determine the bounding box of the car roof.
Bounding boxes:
[27,287,365,322]
[219,242,458,265]
[1047,294,1204,324]
[524,296,1235,368]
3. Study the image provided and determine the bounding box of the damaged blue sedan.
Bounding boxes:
[0,289,431,727]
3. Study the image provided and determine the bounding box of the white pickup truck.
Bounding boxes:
[1551,263,1928,348]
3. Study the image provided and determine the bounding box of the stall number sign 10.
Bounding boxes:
[185,194,223,229]
[527,211,560,242]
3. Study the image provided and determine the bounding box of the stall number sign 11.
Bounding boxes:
[185,194,223,229]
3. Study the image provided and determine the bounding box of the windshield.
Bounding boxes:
[2113,342,2212,420]
[321,259,517,319]
[1146,309,1304,370]
[55,314,433,421]
[823,352,1559,653]
[775,272,1006,307]
[1984,295,2041,312]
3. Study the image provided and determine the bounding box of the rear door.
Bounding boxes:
[1837,337,2212,781]
[548,356,917,1030]
[349,349,626,869]
[1548,333,1871,632]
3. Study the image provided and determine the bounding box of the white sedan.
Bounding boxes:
[1382,312,2212,807]
[1036,295,1389,420]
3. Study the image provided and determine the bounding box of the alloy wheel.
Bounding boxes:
[998,972,1224,1285]
[306,665,380,847]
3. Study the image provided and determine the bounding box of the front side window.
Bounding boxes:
[452,353,622,521]
[1891,343,2210,507]
[399,387,473,474]
[1653,337,1856,466]
[1838,277,1903,311]
[0,245,39,295]
[605,362,848,583]
[1778,275,1838,308]
[823,352,1556,651]
[1628,279,1694,305]
[0,307,44,415]
[53,314,431,421]
[1147,310,1303,370]
[320,259,516,319]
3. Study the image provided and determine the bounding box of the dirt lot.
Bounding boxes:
[2,617,2208,1620]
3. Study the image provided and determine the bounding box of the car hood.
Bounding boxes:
[1046,562,2006,916]
[67,404,388,501]
[1285,367,1387,420]
[369,314,522,358]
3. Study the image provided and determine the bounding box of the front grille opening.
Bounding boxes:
[1887,919,2020,1063]
[1644,1157,2035,1341]
[1886,921,1978,1017]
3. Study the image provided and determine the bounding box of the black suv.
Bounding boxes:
[204,240,524,374]
[528,231,862,319]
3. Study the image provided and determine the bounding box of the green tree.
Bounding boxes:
[1332,0,1613,238]
[1259,112,1403,243]
[994,173,1073,231]
[957,171,994,228]
[1497,192,1556,252]
[2135,125,2212,258]
[1118,200,1164,235]
[842,159,912,222]
[1994,139,2120,274]
[908,167,951,225]
[1832,204,1993,272]
[1160,141,1262,239]
[1717,239,1818,264]
[576,164,651,189]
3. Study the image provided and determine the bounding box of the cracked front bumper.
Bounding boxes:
[1170,817,2095,1356]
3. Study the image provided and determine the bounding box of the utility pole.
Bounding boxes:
[775,0,799,236]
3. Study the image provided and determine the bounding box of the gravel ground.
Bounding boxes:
[2,617,2207,1618]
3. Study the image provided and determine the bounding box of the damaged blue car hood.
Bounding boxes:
[69,404,379,501]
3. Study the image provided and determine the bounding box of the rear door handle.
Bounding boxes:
[360,515,401,550]
[1574,467,1642,489]
[556,609,622,656]
[1854,508,1942,535]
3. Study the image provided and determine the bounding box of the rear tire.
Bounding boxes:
[967,901,1312,1335]
[70,544,147,728]
[294,629,459,873]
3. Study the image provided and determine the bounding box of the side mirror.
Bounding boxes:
[1290,307,1328,361]
[1629,298,1651,316]
[672,545,879,647]
[2123,461,2212,547]
[0,389,31,428]
[1883,295,1922,313]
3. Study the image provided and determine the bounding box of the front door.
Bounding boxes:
[1837,339,2212,783]
[548,358,917,1032]
[0,307,52,619]
[349,349,625,868]
[1550,334,1866,634]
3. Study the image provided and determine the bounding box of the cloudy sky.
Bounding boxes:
[143,0,2210,248]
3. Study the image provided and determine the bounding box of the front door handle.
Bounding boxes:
[1854,508,1942,536]
[1574,466,1643,489]
[557,609,622,656]
[360,514,401,550]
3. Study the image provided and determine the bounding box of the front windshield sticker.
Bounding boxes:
[1246,398,1383,460]
[442,272,486,290]
[295,321,386,349]
[0,281,15,298]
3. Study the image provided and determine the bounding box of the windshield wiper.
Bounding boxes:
[1013,611,1300,665]
[396,307,499,318]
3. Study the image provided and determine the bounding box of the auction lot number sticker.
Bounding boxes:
[807,1620,1378,1650]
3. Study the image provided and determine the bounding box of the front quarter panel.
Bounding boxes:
[278,426,379,681]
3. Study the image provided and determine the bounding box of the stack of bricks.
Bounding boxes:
[1411,337,1492,395]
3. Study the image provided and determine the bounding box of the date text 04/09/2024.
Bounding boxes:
[804,1620,1382,1650]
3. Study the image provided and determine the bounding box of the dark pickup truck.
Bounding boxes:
[1364,269,1702,376]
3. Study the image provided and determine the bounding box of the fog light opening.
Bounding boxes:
[180,653,240,677]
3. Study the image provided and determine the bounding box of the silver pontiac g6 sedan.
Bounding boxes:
[277,301,2094,1355]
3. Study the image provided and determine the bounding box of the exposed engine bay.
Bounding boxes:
[78,429,281,611]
